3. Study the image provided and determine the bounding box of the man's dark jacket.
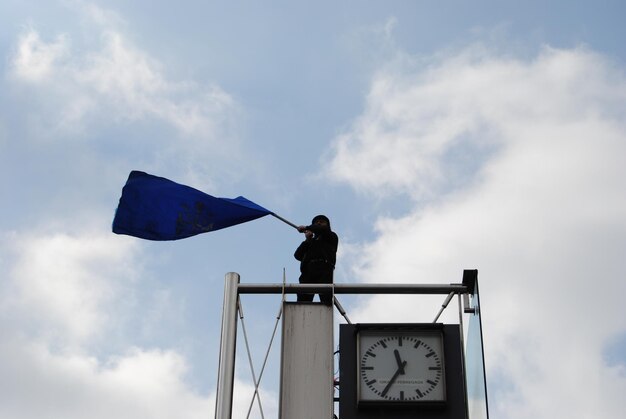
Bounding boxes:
[294,223,338,284]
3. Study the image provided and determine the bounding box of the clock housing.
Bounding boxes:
[339,323,468,419]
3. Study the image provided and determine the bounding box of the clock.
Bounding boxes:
[357,327,446,404]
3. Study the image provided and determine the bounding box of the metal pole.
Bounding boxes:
[432,291,456,323]
[270,213,299,229]
[215,272,240,419]
[238,283,467,295]
[333,296,352,324]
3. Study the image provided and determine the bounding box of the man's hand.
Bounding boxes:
[297,225,314,240]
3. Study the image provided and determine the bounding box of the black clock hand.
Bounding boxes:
[381,360,407,397]
[394,349,406,374]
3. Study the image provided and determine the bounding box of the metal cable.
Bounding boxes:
[239,301,266,419]
[243,302,283,418]
[242,271,286,419]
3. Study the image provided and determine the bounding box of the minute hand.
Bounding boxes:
[381,360,407,397]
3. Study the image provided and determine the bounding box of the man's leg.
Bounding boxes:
[318,271,333,306]
[318,292,332,305]
[297,292,314,302]
[298,273,314,302]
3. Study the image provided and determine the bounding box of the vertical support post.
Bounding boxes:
[279,302,334,419]
[215,272,240,419]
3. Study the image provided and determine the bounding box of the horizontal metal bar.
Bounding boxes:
[237,283,468,295]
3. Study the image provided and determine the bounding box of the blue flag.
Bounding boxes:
[112,171,272,241]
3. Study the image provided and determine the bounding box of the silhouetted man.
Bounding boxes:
[294,215,338,305]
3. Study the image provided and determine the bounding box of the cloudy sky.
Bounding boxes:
[1,1,625,418]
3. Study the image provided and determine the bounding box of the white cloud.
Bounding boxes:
[0,340,211,419]
[329,45,626,418]
[6,3,243,187]
[10,26,235,137]
[10,29,69,83]
[325,45,626,201]
[74,30,236,136]
[0,226,223,419]
[0,334,276,419]
[1,230,141,345]
[0,218,280,419]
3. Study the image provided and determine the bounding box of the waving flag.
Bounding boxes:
[112,171,273,241]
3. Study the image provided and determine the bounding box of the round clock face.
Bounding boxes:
[358,331,446,403]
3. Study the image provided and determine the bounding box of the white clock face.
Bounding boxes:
[358,331,446,403]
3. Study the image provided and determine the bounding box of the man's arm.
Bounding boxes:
[294,240,310,261]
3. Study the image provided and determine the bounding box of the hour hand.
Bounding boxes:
[381,360,407,397]
[394,349,406,374]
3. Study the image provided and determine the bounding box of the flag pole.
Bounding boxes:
[270,213,299,230]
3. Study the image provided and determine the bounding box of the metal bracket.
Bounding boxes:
[463,293,476,314]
